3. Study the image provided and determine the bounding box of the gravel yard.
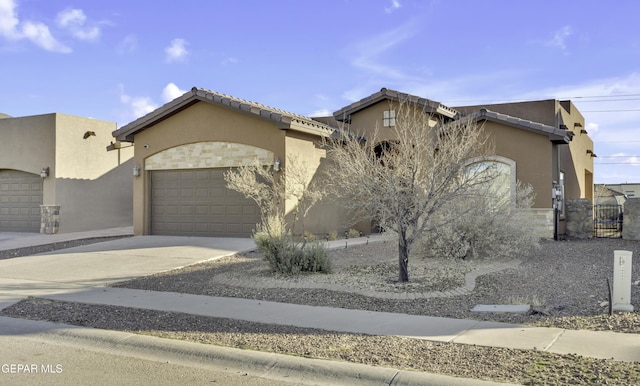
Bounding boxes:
[113,237,640,332]
[2,236,640,385]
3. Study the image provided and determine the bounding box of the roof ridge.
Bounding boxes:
[191,87,331,128]
[333,87,459,120]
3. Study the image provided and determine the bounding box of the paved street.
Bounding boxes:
[0,334,296,386]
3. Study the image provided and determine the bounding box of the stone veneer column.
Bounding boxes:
[40,205,60,234]
[565,199,593,239]
[623,198,640,240]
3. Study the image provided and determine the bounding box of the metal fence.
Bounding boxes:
[593,204,623,238]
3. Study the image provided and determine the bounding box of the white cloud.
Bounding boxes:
[56,8,100,41]
[0,0,20,39]
[117,34,137,54]
[385,0,402,14]
[0,0,71,53]
[545,26,572,50]
[342,20,421,101]
[118,84,158,120]
[309,108,331,117]
[221,56,238,65]
[21,20,71,53]
[586,122,599,134]
[161,82,187,102]
[165,38,188,62]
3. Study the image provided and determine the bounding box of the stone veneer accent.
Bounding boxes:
[565,198,594,239]
[523,208,554,239]
[145,142,274,170]
[40,205,60,234]
[623,198,640,240]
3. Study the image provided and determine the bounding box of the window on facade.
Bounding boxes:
[383,110,396,127]
[465,158,515,211]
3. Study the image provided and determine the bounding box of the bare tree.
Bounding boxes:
[326,101,494,282]
[225,155,331,275]
[224,154,325,235]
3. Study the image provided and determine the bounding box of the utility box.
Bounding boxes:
[612,250,634,312]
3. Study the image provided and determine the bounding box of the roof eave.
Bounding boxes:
[113,87,337,141]
[473,109,571,144]
[113,90,199,142]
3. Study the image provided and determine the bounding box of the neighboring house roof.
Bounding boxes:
[333,87,459,122]
[113,87,336,142]
[470,108,572,144]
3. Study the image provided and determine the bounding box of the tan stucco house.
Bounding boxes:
[113,87,334,237]
[0,112,133,233]
[113,87,594,238]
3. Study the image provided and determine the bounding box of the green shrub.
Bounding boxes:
[253,217,331,275]
[327,230,338,241]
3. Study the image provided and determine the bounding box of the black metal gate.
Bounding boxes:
[593,204,623,238]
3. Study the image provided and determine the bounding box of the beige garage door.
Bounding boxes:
[0,169,42,232]
[150,169,261,237]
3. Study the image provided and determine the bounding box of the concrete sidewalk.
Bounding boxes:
[36,286,640,363]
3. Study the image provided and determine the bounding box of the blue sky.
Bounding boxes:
[1,0,639,184]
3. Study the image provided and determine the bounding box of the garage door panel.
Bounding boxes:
[210,205,225,216]
[0,170,42,232]
[150,168,261,237]
[226,205,243,216]
[194,188,209,198]
[194,205,209,215]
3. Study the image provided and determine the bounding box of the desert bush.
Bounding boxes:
[347,228,361,239]
[416,181,540,260]
[253,216,331,275]
[327,230,338,241]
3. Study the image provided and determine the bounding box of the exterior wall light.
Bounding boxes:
[133,165,141,177]
[40,167,49,178]
[273,158,281,172]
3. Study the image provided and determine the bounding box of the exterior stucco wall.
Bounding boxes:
[131,101,287,235]
[282,132,336,234]
[52,113,134,232]
[0,114,56,204]
[344,100,438,142]
[0,113,133,233]
[481,121,554,208]
[456,100,558,127]
[54,159,134,232]
[557,100,594,202]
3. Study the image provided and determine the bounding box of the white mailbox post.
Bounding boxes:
[612,250,634,312]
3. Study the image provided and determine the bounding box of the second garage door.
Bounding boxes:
[150,168,261,237]
[0,169,43,232]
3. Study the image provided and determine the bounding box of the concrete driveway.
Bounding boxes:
[0,234,256,304]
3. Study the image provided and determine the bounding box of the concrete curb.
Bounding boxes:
[0,316,506,386]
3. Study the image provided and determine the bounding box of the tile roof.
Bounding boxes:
[333,87,459,122]
[113,87,336,141]
[471,108,572,144]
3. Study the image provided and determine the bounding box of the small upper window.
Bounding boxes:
[383,110,396,127]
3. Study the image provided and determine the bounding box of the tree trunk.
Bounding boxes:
[398,233,409,282]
